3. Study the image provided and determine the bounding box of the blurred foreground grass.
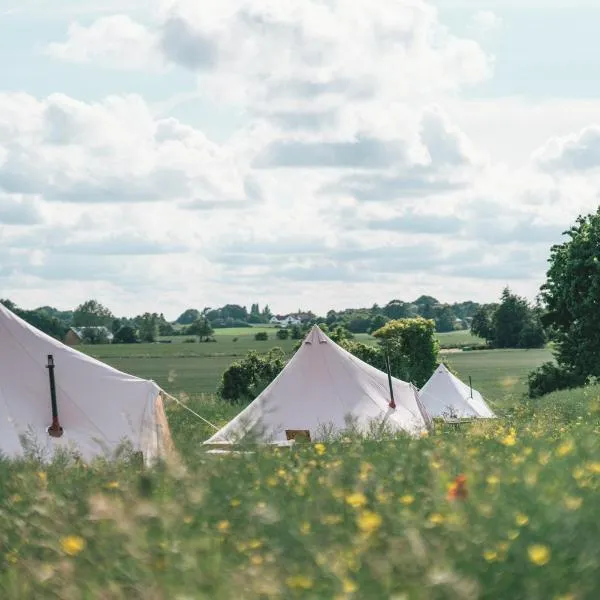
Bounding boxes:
[1,385,600,598]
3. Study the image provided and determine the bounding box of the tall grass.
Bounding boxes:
[1,383,600,598]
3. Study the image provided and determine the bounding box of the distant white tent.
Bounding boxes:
[419,363,495,420]
[204,325,431,446]
[0,303,174,463]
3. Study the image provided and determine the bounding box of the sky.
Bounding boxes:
[1,0,600,319]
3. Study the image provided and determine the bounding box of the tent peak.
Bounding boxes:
[304,325,328,344]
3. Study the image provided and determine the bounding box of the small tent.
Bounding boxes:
[0,302,174,463]
[418,363,495,420]
[204,325,431,446]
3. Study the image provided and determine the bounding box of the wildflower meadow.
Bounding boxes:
[1,383,600,599]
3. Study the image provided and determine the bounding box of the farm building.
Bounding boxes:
[64,326,114,345]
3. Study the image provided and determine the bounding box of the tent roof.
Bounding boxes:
[0,303,172,462]
[204,325,431,445]
[419,363,495,419]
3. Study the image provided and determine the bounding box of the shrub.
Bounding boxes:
[254,331,268,341]
[219,348,286,404]
[527,361,587,398]
[276,328,290,340]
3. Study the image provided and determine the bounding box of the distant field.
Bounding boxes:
[82,327,550,406]
[443,348,553,408]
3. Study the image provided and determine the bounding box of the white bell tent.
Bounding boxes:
[0,302,174,463]
[204,325,431,446]
[419,363,495,420]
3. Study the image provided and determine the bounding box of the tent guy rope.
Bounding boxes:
[161,390,220,431]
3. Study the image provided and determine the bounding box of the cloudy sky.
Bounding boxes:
[1,0,600,319]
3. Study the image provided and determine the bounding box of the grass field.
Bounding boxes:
[81,330,547,410]
[3,328,600,597]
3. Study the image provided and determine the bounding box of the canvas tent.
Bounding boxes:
[204,325,431,446]
[419,363,495,420]
[0,302,174,463]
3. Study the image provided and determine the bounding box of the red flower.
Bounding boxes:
[447,474,468,501]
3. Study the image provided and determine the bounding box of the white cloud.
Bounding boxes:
[0,92,249,206]
[470,10,503,34]
[533,125,600,172]
[45,15,162,69]
[4,0,600,317]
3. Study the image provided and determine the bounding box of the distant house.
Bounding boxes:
[269,314,303,328]
[64,326,114,346]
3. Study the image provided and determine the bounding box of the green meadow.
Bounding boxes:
[2,331,598,599]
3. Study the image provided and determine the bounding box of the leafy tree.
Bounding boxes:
[113,325,138,344]
[176,309,201,325]
[219,348,287,404]
[434,305,456,333]
[73,300,113,327]
[276,328,290,340]
[383,300,410,320]
[539,207,600,377]
[138,313,159,343]
[159,322,176,336]
[290,325,304,340]
[470,306,495,342]
[187,317,214,341]
[372,317,439,387]
[254,331,268,341]
[1,300,69,340]
[81,327,110,344]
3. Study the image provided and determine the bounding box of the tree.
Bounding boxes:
[470,306,495,342]
[138,313,159,343]
[219,348,287,404]
[176,309,201,325]
[81,327,110,344]
[372,317,439,387]
[187,317,214,341]
[113,325,138,344]
[276,328,290,340]
[73,300,113,327]
[528,207,600,395]
[383,300,410,320]
[255,331,268,341]
[1,300,69,340]
[434,305,456,333]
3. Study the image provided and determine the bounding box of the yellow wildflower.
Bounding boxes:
[486,475,500,486]
[183,516,193,524]
[515,513,529,526]
[230,498,241,507]
[345,492,367,508]
[564,496,583,511]
[357,510,382,534]
[314,443,326,455]
[266,476,278,487]
[428,513,444,526]
[501,431,516,446]
[507,530,520,541]
[37,471,47,484]
[556,439,575,457]
[538,452,551,465]
[528,544,551,566]
[286,575,313,589]
[250,554,263,565]
[322,514,343,525]
[586,462,600,473]
[300,522,311,535]
[60,535,86,556]
[399,494,415,505]
[343,578,358,593]
[572,467,585,480]
[483,550,497,562]
[105,481,119,489]
[216,520,230,533]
